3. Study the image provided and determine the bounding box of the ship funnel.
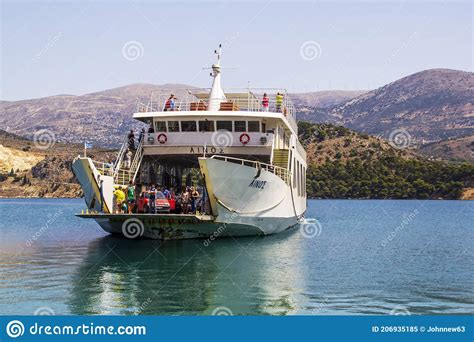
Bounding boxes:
[208,44,226,111]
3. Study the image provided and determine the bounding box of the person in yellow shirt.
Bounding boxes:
[113,186,126,213]
[276,92,284,113]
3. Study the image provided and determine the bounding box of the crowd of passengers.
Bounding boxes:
[112,181,202,215]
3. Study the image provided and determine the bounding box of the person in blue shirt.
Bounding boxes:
[148,184,157,214]
[163,187,171,199]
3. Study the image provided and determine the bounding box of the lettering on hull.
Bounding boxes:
[248,179,267,190]
[189,147,225,154]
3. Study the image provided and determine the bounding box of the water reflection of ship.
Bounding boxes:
[68,231,305,315]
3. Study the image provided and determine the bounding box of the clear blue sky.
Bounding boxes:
[1,0,472,100]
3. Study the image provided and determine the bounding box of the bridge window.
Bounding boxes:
[199,120,215,132]
[248,121,260,132]
[167,121,179,132]
[181,121,197,132]
[234,121,246,132]
[216,121,232,131]
[155,121,166,132]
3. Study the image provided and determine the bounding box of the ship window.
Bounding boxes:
[248,121,260,132]
[216,121,232,131]
[234,121,246,132]
[199,120,215,132]
[296,160,300,196]
[303,167,306,196]
[300,164,303,197]
[155,121,166,132]
[181,121,197,132]
[293,157,297,188]
[167,121,180,132]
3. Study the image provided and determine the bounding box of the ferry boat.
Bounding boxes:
[72,46,307,240]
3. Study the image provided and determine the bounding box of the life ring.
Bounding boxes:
[157,133,167,144]
[240,133,250,145]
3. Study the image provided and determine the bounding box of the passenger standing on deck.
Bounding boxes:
[138,128,145,144]
[163,187,171,199]
[123,149,132,169]
[190,186,200,214]
[276,92,283,113]
[164,94,176,111]
[128,130,135,150]
[262,93,269,112]
[181,187,190,214]
[127,180,135,214]
[113,186,125,213]
[149,184,157,214]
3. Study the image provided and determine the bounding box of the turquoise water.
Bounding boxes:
[0,198,472,315]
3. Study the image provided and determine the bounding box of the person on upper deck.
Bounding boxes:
[128,130,135,150]
[138,128,145,144]
[262,93,269,112]
[164,94,176,111]
[276,92,284,113]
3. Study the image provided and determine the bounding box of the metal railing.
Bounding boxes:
[92,160,114,177]
[130,138,144,182]
[113,136,129,177]
[210,155,290,184]
[136,88,298,132]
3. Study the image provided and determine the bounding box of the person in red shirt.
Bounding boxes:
[262,93,269,112]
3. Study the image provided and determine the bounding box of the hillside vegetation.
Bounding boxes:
[299,122,474,199]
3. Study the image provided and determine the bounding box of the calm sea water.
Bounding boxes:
[0,198,472,315]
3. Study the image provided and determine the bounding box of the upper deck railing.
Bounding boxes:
[136,88,298,133]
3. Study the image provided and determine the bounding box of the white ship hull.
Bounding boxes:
[73,157,305,240]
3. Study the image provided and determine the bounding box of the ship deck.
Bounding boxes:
[76,213,215,221]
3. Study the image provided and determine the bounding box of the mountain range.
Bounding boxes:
[1,68,472,149]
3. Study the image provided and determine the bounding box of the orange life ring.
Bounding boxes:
[240,133,250,145]
[157,133,167,144]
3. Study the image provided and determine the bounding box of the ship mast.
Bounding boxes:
[208,44,227,111]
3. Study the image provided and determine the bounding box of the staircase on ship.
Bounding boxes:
[96,135,145,186]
